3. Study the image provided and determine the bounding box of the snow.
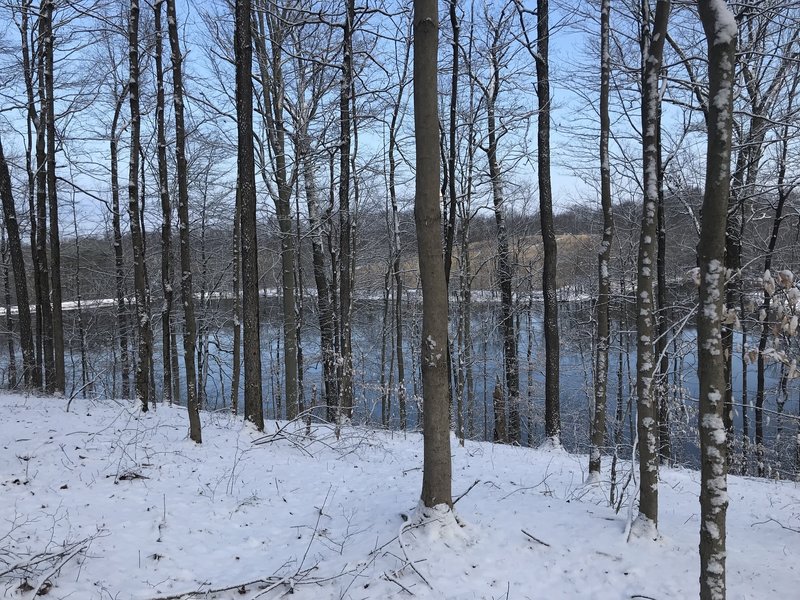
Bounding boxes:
[1,393,798,599]
[706,0,738,46]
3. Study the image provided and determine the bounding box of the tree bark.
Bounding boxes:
[589,0,613,478]
[35,29,54,392]
[128,0,153,411]
[254,3,298,420]
[415,0,453,509]
[42,0,64,395]
[697,3,736,597]
[536,0,560,443]
[338,0,356,420]
[110,84,130,400]
[235,0,264,430]
[154,0,174,407]
[0,136,35,387]
[632,0,670,536]
[167,0,202,442]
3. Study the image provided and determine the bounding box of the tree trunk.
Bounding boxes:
[35,33,54,392]
[1,229,17,388]
[235,0,264,431]
[19,0,42,390]
[167,0,201,442]
[42,0,65,395]
[696,3,736,597]
[415,0,452,509]
[338,0,356,420]
[589,0,613,478]
[154,0,174,407]
[254,4,298,420]
[632,0,670,537]
[536,0,560,443]
[0,137,35,387]
[231,191,241,415]
[110,84,130,400]
[128,0,153,411]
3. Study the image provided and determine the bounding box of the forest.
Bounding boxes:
[0,1,798,599]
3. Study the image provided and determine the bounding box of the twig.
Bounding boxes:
[751,517,800,534]
[29,541,88,597]
[521,529,550,547]
[453,479,480,505]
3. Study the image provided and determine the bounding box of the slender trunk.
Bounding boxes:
[444,0,459,285]
[0,139,34,387]
[415,0,452,509]
[110,85,130,400]
[632,0,670,536]
[19,0,41,389]
[1,229,17,388]
[301,147,336,419]
[71,194,89,395]
[231,191,241,414]
[155,0,174,406]
[697,4,736,597]
[254,5,298,420]
[42,0,64,394]
[128,0,152,411]
[35,34,54,392]
[167,0,201,441]
[589,0,613,477]
[338,0,355,419]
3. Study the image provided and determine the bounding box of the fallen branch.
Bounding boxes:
[453,479,480,505]
[521,529,551,547]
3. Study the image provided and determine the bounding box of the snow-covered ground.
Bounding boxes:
[0,393,797,599]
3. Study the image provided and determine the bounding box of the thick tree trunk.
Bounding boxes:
[0,137,35,387]
[166,0,201,441]
[589,0,613,478]
[235,0,264,431]
[536,0,560,443]
[415,0,452,509]
[697,3,736,597]
[632,0,670,537]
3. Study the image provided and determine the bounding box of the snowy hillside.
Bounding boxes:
[0,394,797,599]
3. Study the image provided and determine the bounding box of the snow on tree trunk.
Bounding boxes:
[167,0,202,443]
[632,0,670,537]
[590,0,614,478]
[697,1,736,597]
